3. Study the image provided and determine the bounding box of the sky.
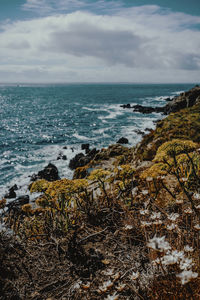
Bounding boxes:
[0,0,200,83]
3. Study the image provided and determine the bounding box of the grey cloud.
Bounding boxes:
[42,23,146,67]
[40,21,200,71]
[6,40,30,50]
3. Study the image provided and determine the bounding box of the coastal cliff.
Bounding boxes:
[1,86,200,299]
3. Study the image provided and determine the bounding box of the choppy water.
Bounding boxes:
[0,83,194,199]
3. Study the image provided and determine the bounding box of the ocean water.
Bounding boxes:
[0,83,194,199]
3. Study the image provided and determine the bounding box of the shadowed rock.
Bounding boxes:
[117,137,129,144]
[31,163,59,181]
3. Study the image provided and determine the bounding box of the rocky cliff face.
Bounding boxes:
[132,85,200,115]
[165,85,200,114]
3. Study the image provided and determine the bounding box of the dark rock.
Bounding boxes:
[57,152,67,160]
[69,148,99,170]
[120,103,132,109]
[164,86,200,114]
[63,146,68,149]
[6,195,29,211]
[117,137,129,144]
[31,163,59,182]
[145,128,152,132]
[88,148,99,157]
[134,129,145,136]
[81,143,90,151]
[164,97,171,101]
[133,104,164,114]
[4,185,18,199]
[69,153,85,169]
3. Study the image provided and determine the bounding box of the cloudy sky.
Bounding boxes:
[0,0,200,83]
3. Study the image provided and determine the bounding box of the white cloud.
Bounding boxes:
[0,6,200,83]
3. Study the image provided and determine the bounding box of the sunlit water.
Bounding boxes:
[0,83,194,199]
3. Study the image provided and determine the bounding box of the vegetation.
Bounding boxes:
[1,102,200,299]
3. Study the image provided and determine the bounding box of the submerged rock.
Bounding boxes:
[133,105,164,114]
[120,103,132,109]
[57,152,67,160]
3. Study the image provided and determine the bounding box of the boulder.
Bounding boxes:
[57,152,67,160]
[4,184,18,199]
[6,195,29,212]
[81,144,90,152]
[69,148,99,170]
[117,137,129,144]
[31,163,59,181]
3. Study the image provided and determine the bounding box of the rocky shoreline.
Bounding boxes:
[3,85,200,214]
[121,85,200,115]
[1,85,200,299]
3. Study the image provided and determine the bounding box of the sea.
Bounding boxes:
[0,83,195,200]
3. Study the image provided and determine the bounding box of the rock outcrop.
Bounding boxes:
[117,137,129,144]
[164,86,200,114]
[69,148,99,170]
[131,86,200,115]
[31,163,59,181]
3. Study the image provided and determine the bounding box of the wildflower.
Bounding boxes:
[152,258,161,265]
[184,208,193,214]
[98,280,113,293]
[166,223,177,231]
[184,245,194,253]
[194,224,200,230]
[144,200,150,208]
[130,271,140,280]
[167,213,179,222]
[176,199,183,205]
[181,177,188,182]
[132,187,138,196]
[147,235,171,252]
[106,292,119,300]
[179,257,193,270]
[82,282,91,290]
[73,280,82,290]
[171,250,185,261]
[177,270,198,285]
[124,224,133,230]
[116,283,126,291]
[141,221,152,228]
[146,176,153,182]
[162,254,179,266]
[0,198,6,209]
[141,190,149,195]
[193,193,200,200]
[102,269,114,276]
[140,209,149,215]
[150,212,161,220]
[153,220,163,225]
